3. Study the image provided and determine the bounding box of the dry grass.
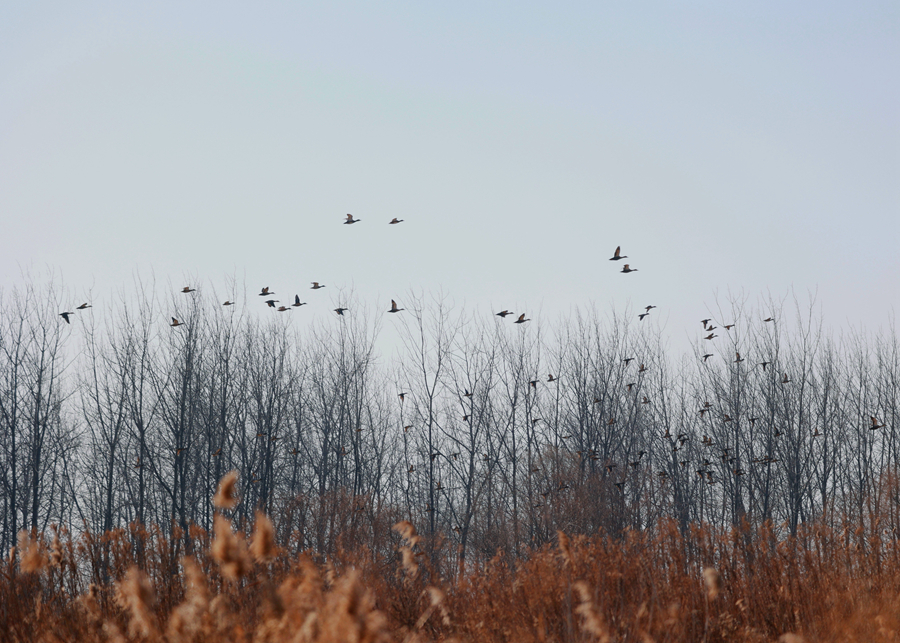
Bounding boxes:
[3,482,900,641]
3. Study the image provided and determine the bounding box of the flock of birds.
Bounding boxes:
[54,216,888,492]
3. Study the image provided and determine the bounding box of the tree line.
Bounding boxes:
[1,278,898,571]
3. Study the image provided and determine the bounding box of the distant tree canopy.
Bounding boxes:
[1,278,898,569]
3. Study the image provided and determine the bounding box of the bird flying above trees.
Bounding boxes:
[76,302,91,310]
[292,295,306,307]
[388,300,404,313]
[181,286,195,293]
[60,312,73,324]
[514,314,530,324]
[171,317,183,327]
[496,310,514,318]
[265,299,279,308]
[334,307,348,315]
[259,287,273,296]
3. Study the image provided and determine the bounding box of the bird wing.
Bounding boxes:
[614,246,621,257]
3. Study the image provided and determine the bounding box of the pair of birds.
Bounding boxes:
[496,310,530,324]
[610,246,637,273]
[344,214,404,225]
[59,303,92,323]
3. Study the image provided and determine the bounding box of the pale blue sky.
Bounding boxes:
[1,2,897,347]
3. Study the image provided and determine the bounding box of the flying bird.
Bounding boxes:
[311,282,325,289]
[781,373,791,384]
[514,314,530,324]
[702,354,713,361]
[496,310,514,318]
[259,287,273,296]
[60,312,73,324]
[170,318,183,327]
[388,300,404,313]
[639,312,650,321]
[701,319,712,327]
[181,286,195,294]
[276,306,290,312]
[265,299,279,308]
[620,264,638,273]
[344,214,359,224]
[76,303,91,310]
[223,301,234,306]
[645,305,657,312]
[735,352,744,363]
[334,307,348,316]
[704,333,718,340]
[609,246,627,261]
[389,217,403,224]
[292,295,306,307]
[764,317,775,323]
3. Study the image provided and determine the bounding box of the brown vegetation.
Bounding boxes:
[3,494,900,642]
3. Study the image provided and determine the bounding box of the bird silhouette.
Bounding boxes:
[764,317,775,323]
[759,361,770,370]
[639,312,650,321]
[276,306,290,312]
[181,286,195,294]
[223,301,234,306]
[620,264,637,273]
[389,217,403,224]
[781,373,791,384]
[702,353,713,361]
[547,374,556,382]
[170,317,183,327]
[60,312,73,324]
[870,416,886,430]
[514,314,530,324]
[76,303,92,310]
[398,392,406,402]
[724,324,735,330]
[623,357,635,365]
[388,299,404,313]
[344,214,359,224]
[645,305,657,311]
[311,282,325,289]
[735,352,744,363]
[701,319,712,328]
[638,364,647,373]
[265,299,279,308]
[259,287,273,296]
[609,246,627,261]
[292,295,306,307]
[704,333,718,340]
[496,310,514,318]
[334,307,348,316]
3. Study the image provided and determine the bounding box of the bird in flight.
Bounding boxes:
[276,306,290,312]
[389,217,404,224]
[344,214,359,224]
[311,282,325,289]
[334,307,348,316]
[259,287,273,296]
[645,305,657,312]
[388,300,404,313]
[60,312,73,324]
[292,295,306,307]
[704,333,718,340]
[764,317,775,323]
[265,299,279,308]
[181,286,195,294]
[170,317,183,327]
[735,352,744,363]
[759,361,770,370]
[496,310,514,318]
[76,302,91,310]
[223,301,234,306]
[620,264,638,273]
[724,324,735,330]
[638,312,650,321]
[514,314,530,324]
[702,354,713,361]
[781,373,791,384]
[609,246,627,261]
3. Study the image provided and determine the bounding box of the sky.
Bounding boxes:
[1,1,897,352]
